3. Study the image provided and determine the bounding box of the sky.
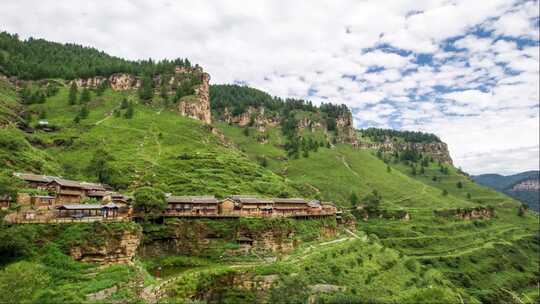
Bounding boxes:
[1,0,539,175]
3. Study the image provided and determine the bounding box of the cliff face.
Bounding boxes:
[335,112,359,145]
[138,219,337,257]
[177,72,212,124]
[357,140,453,164]
[71,66,212,124]
[435,207,494,220]
[69,228,142,265]
[223,107,280,131]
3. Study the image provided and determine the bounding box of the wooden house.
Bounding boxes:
[229,196,273,216]
[272,198,308,216]
[13,173,55,189]
[218,198,237,215]
[166,196,219,216]
[45,179,86,204]
[307,200,323,214]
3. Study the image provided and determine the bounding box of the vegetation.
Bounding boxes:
[0,31,195,79]
[133,187,167,217]
[361,127,442,143]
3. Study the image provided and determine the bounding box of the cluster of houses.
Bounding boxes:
[1,173,339,223]
[1,173,130,222]
[164,195,339,218]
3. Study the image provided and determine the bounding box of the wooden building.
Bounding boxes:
[45,179,86,204]
[229,196,273,217]
[13,173,55,189]
[32,195,55,209]
[272,198,308,216]
[166,196,219,216]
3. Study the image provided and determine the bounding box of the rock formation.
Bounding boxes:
[357,139,453,164]
[69,229,141,265]
[177,72,212,124]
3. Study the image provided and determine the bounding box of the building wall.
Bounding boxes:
[219,199,235,214]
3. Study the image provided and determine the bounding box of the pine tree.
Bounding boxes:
[349,192,359,207]
[79,106,89,119]
[138,75,153,102]
[68,82,78,105]
[80,88,90,103]
[124,102,134,119]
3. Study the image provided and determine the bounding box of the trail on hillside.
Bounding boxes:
[337,154,359,177]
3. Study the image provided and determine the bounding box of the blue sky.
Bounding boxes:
[1,0,539,174]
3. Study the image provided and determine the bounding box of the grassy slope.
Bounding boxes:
[16,83,298,197]
[216,122,540,303]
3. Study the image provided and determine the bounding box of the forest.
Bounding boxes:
[361,127,442,143]
[0,31,195,80]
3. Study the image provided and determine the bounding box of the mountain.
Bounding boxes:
[473,171,540,211]
[0,32,538,304]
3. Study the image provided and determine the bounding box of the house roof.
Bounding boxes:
[272,198,307,204]
[307,200,321,208]
[47,178,85,188]
[87,190,111,197]
[167,196,218,204]
[230,195,272,204]
[14,172,56,183]
[80,182,107,191]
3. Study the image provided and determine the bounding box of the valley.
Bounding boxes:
[0,32,538,304]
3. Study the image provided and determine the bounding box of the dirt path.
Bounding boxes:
[337,154,359,177]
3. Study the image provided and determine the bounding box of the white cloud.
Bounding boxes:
[0,0,538,174]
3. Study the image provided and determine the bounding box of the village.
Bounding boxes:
[1,173,340,224]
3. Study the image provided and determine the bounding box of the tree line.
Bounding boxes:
[0,31,195,80]
[362,128,441,143]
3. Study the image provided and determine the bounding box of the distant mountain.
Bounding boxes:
[473,171,539,211]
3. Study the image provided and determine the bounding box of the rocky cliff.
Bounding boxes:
[357,139,453,164]
[71,66,212,124]
[69,226,142,265]
[434,206,495,220]
[177,72,212,124]
[138,218,337,258]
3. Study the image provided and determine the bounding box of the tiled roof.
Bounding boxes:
[56,203,118,210]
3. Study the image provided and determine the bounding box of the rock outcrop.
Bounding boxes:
[69,229,142,265]
[335,112,359,145]
[435,206,494,220]
[177,72,212,124]
[223,107,280,131]
[138,219,336,257]
[70,66,212,124]
[511,179,539,191]
[357,139,453,164]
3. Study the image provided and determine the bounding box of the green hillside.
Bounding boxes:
[0,34,538,304]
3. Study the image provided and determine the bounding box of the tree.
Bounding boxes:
[0,171,24,204]
[442,189,448,196]
[411,165,417,176]
[133,187,167,217]
[86,149,116,185]
[96,80,108,96]
[456,181,463,188]
[120,98,129,109]
[138,75,153,102]
[387,165,392,173]
[420,166,425,174]
[363,190,382,213]
[73,115,80,124]
[243,127,250,137]
[349,192,359,207]
[80,88,90,103]
[466,193,472,199]
[68,82,78,105]
[79,106,89,119]
[124,102,134,119]
[0,261,51,303]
